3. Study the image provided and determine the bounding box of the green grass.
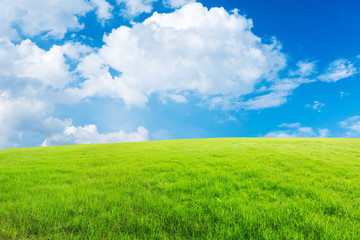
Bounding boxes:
[1,138,360,239]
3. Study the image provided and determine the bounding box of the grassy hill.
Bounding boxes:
[1,138,360,239]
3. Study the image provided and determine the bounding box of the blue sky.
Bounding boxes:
[0,0,359,148]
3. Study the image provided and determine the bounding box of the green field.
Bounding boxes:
[1,138,360,239]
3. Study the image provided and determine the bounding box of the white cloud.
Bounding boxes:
[318,59,357,82]
[208,59,319,111]
[0,93,52,148]
[0,38,93,99]
[91,0,114,22]
[312,101,325,112]
[290,61,317,77]
[240,78,304,110]
[117,0,157,17]
[237,58,321,110]
[265,123,329,138]
[68,3,286,108]
[0,89,148,148]
[241,91,289,110]
[0,38,96,149]
[0,0,198,36]
[340,116,360,137]
[167,94,188,103]
[240,55,358,110]
[242,57,358,111]
[163,0,195,8]
[0,0,94,40]
[0,38,72,90]
[306,100,325,112]
[116,0,194,17]
[42,124,148,146]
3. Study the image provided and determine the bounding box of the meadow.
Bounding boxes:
[1,138,360,239]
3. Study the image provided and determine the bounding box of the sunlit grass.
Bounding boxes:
[1,138,360,239]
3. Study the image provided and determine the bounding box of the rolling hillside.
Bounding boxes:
[1,138,360,239]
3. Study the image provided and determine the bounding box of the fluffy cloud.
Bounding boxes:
[339,116,360,137]
[68,3,286,107]
[0,39,79,146]
[117,0,157,17]
[91,0,114,22]
[42,124,148,146]
[0,37,104,148]
[318,59,357,82]
[0,0,198,38]
[0,93,52,148]
[0,0,94,40]
[0,91,148,148]
[0,38,93,103]
[0,38,73,91]
[0,90,148,148]
[265,123,329,138]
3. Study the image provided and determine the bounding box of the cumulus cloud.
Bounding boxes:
[91,0,114,22]
[0,38,73,90]
[0,37,97,148]
[0,0,95,40]
[116,0,157,17]
[265,123,329,138]
[0,89,148,148]
[42,124,148,146]
[0,93,52,148]
[339,116,360,137]
[0,0,199,36]
[0,38,93,98]
[68,3,286,107]
[318,59,357,82]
